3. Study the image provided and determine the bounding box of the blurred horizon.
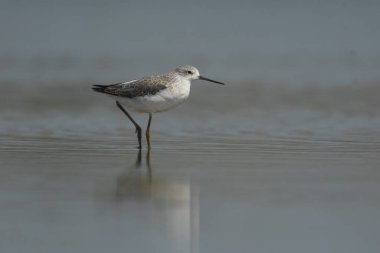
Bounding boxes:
[1,0,380,85]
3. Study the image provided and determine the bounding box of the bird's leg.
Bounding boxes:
[146,113,152,148]
[116,101,142,149]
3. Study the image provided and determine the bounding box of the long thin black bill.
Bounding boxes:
[199,76,225,85]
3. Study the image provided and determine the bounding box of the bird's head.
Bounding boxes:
[175,65,224,85]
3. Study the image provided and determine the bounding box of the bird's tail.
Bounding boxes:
[92,84,108,93]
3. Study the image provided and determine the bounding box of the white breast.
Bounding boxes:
[116,80,191,113]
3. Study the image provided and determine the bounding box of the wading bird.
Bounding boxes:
[92,65,224,149]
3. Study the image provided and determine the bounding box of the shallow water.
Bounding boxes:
[1,80,380,253]
[1,132,379,253]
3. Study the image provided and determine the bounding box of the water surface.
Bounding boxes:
[1,81,380,253]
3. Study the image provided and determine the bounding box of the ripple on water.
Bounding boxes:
[1,132,379,161]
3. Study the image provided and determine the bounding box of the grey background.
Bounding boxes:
[1,0,380,84]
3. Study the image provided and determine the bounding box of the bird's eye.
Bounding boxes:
[187,71,193,74]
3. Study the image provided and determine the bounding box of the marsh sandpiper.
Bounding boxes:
[92,65,224,149]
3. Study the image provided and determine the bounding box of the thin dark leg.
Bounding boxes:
[115,101,142,149]
[146,113,152,148]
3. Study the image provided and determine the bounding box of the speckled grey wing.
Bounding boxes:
[92,77,168,98]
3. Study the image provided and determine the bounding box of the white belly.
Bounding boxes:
[116,84,191,113]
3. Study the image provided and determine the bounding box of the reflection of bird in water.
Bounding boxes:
[116,148,151,199]
[115,149,200,253]
[92,65,224,149]
[116,148,190,202]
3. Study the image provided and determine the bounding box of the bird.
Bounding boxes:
[92,65,224,149]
